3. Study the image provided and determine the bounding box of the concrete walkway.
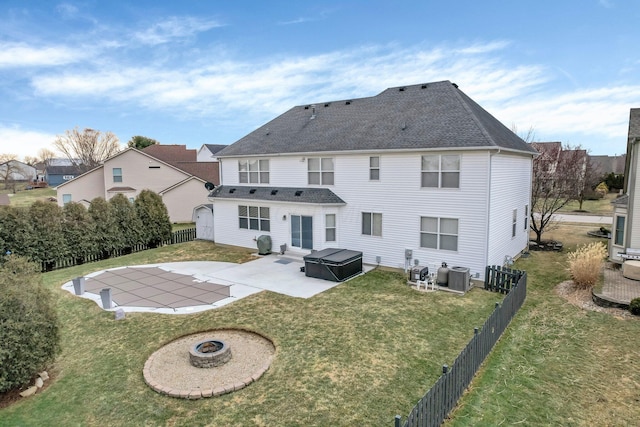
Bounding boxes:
[62,255,374,314]
[550,213,613,225]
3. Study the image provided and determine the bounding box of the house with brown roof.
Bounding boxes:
[56,145,219,222]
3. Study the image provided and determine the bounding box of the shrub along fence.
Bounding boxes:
[394,266,527,427]
[40,228,197,272]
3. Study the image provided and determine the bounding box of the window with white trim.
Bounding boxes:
[420,217,458,251]
[238,205,270,231]
[615,215,625,246]
[325,214,336,242]
[369,156,380,180]
[421,154,460,188]
[113,167,122,183]
[308,157,334,185]
[362,212,382,236]
[512,209,517,238]
[239,159,269,184]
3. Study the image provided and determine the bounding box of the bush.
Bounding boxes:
[594,182,608,198]
[567,242,608,289]
[134,190,171,248]
[0,256,60,392]
[630,298,640,316]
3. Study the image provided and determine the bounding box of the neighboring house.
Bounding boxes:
[610,108,640,262]
[208,80,537,279]
[56,146,219,222]
[197,144,227,162]
[45,165,84,187]
[0,160,36,182]
[590,154,625,176]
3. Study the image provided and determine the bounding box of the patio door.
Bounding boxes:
[291,215,313,249]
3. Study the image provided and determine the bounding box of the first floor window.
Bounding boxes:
[325,214,336,241]
[239,205,270,231]
[512,209,518,238]
[362,212,382,236]
[524,205,529,230]
[113,167,122,183]
[420,217,458,251]
[62,194,71,204]
[615,215,625,246]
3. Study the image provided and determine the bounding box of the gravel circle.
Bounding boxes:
[143,329,275,399]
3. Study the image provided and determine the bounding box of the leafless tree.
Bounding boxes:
[530,142,588,244]
[53,127,121,169]
[576,157,603,211]
[23,156,38,166]
[37,148,57,167]
[0,154,28,191]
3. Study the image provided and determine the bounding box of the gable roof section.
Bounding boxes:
[217,80,537,157]
[204,144,227,155]
[171,161,219,184]
[208,185,345,205]
[45,165,85,175]
[142,144,197,164]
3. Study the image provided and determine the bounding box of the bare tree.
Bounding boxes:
[37,148,57,167]
[576,156,603,211]
[530,142,588,245]
[53,127,121,169]
[23,156,38,166]
[0,154,28,191]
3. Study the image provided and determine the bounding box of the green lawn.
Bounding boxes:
[2,187,57,208]
[557,192,617,215]
[0,241,501,426]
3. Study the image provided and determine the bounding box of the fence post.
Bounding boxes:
[394,415,401,427]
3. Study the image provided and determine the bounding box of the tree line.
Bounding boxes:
[0,190,172,269]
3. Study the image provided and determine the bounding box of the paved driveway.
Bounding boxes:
[62,255,373,314]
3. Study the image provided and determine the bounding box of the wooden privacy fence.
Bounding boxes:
[40,228,197,272]
[484,265,525,293]
[394,268,527,427]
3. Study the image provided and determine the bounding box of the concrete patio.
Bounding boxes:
[593,263,640,308]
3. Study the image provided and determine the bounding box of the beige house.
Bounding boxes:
[610,108,640,262]
[56,145,219,223]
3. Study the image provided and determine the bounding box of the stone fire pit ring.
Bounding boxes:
[143,329,275,399]
[189,339,232,368]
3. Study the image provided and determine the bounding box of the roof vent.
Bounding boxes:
[421,84,427,89]
[304,105,309,110]
[295,190,303,196]
[399,87,406,92]
[249,189,256,194]
[452,82,459,88]
[229,188,236,193]
[324,103,330,107]
[345,100,351,105]
[270,189,278,195]
[310,104,316,120]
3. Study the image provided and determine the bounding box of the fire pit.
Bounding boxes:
[189,339,232,368]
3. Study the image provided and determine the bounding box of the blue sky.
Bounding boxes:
[1,0,638,159]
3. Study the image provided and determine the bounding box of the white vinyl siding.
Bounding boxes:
[421,154,460,188]
[308,157,334,185]
[239,159,269,184]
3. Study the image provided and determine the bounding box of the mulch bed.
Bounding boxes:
[0,369,56,410]
[529,240,563,251]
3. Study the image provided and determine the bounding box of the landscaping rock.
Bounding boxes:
[38,371,49,381]
[19,386,38,397]
[35,377,44,388]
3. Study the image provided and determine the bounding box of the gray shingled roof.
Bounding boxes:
[208,185,345,205]
[204,144,227,155]
[216,80,538,157]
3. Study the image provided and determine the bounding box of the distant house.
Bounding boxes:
[610,108,640,262]
[208,80,537,279]
[590,154,625,176]
[56,145,219,222]
[197,144,227,162]
[0,160,36,182]
[45,165,84,187]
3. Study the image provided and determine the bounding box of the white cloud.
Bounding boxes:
[0,126,58,160]
[134,17,223,45]
[0,42,80,68]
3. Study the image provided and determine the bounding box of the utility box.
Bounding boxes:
[411,266,429,282]
[449,266,470,292]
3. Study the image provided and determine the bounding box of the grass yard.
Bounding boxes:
[447,227,640,426]
[557,192,617,215]
[1,187,57,208]
[0,241,501,426]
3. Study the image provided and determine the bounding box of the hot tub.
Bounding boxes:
[303,248,363,282]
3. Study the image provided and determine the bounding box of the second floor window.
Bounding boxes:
[421,154,460,188]
[308,157,334,185]
[113,168,122,183]
[239,159,269,184]
[369,156,380,180]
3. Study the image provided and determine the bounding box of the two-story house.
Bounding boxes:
[57,145,219,223]
[208,81,538,279]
